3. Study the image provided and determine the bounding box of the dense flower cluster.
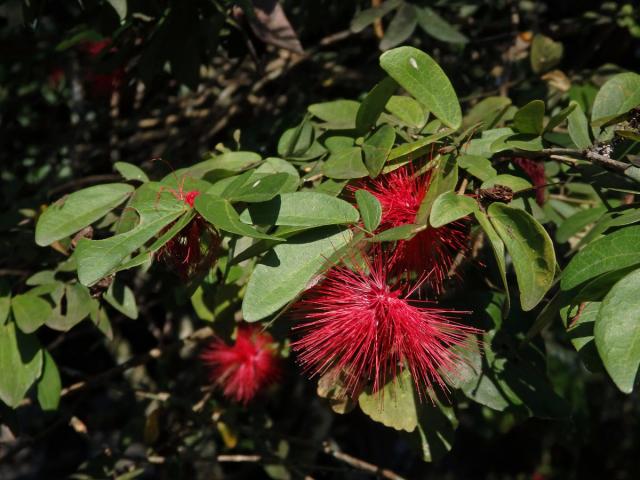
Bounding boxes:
[513,157,547,206]
[201,326,281,405]
[356,166,469,293]
[291,251,478,399]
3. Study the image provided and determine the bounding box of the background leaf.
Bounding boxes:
[355,190,382,231]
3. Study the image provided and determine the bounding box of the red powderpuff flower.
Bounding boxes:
[158,189,221,280]
[201,326,281,405]
[513,157,546,206]
[356,166,468,293]
[291,251,479,400]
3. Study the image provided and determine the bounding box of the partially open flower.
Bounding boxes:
[291,251,478,400]
[201,326,281,405]
[356,166,469,293]
[158,189,221,280]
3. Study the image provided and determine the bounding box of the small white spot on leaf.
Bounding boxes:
[409,57,418,69]
[252,180,261,188]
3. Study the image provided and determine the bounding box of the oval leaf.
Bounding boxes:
[567,101,592,149]
[592,72,640,126]
[380,46,461,129]
[11,294,53,334]
[362,124,396,177]
[430,192,476,228]
[37,350,61,411]
[36,183,134,246]
[561,225,640,291]
[241,192,359,227]
[488,203,556,311]
[513,100,545,135]
[0,322,43,408]
[242,228,352,322]
[194,194,281,240]
[355,190,382,231]
[595,268,640,393]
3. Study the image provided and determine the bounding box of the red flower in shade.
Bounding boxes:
[201,326,281,405]
[513,157,546,206]
[291,251,478,400]
[158,189,221,280]
[356,166,469,293]
[79,39,124,97]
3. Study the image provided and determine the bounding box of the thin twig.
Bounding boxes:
[322,442,407,480]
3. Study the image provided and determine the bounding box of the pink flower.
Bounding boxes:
[201,326,281,405]
[291,251,478,400]
[513,157,546,206]
[356,166,468,293]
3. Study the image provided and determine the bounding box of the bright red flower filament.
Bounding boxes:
[292,253,478,400]
[201,326,281,405]
[358,166,468,293]
[514,157,546,206]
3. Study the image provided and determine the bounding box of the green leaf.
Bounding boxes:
[457,154,497,181]
[220,171,291,203]
[241,192,359,227]
[380,46,462,129]
[76,183,186,286]
[308,100,360,129]
[491,133,544,152]
[11,294,53,334]
[595,268,640,393]
[430,192,476,228]
[350,0,402,33]
[355,190,382,231]
[379,4,418,51]
[462,96,512,130]
[106,0,127,20]
[415,6,468,44]
[323,147,369,179]
[187,151,262,180]
[356,77,398,133]
[0,280,10,326]
[416,154,458,224]
[447,335,509,411]
[242,228,352,321]
[488,204,556,311]
[277,119,315,158]
[46,283,94,331]
[114,162,149,183]
[475,211,510,313]
[481,174,532,192]
[37,350,61,411]
[592,72,640,126]
[513,100,545,135]
[358,370,419,432]
[254,157,300,193]
[36,183,134,246]
[530,34,563,74]
[567,101,592,149]
[195,194,281,240]
[544,102,576,133]
[386,129,452,166]
[386,95,427,128]
[368,224,417,242]
[0,322,43,408]
[561,225,640,291]
[104,279,139,320]
[362,124,396,177]
[555,206,607,243]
